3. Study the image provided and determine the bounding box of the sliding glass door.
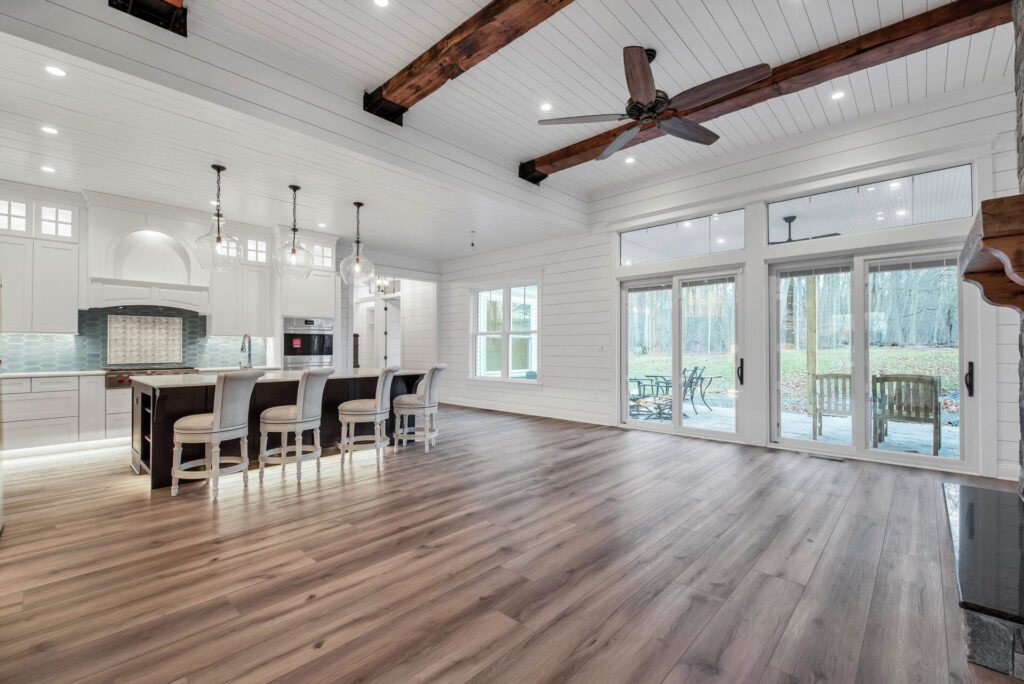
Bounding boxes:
[624,281,673,424]
[867,258,960,458]
[679,276,737,433]
[772,253,966,464]
[622,273,740,435]
[775,266,852,445]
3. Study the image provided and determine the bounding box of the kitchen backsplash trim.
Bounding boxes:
[0,306,267,373]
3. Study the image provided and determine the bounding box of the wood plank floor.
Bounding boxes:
[0,406,1016,683]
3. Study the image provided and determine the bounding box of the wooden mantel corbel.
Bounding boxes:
[960,194,1024,314]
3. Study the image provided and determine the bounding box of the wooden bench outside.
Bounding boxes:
[811,373,852,440]
[872,373,942,455]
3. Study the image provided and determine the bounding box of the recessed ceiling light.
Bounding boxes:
[683,221,692,227]
[41,166,55,173]
[717,238,725,244]
[374,0,388,6]
[712,213,719,221]
[876,215,884,221]
[318,222,326,228]
[45,66,66,77]
[624,156,635,164]
[889,182,901,189]
[40,126,59,135]
[209,200,218,206]
[896,209,907,216]
[540,102,552,112]
[866,186,875,192]
[876,211,884,215]
[830,91,844,100]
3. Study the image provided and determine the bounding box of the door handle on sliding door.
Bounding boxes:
[964,361,974,397]
[737,358,744,386]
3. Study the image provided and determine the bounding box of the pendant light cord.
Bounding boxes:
[354,203,362,260]
[214,166,223,242]
[291,186,299,253]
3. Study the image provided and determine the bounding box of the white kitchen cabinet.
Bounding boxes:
[31,241,78,333]
[105,413,131,438]
[0,235,32,332]
[0,389,78,422]
[79,376,106,442]
[1,417,79,451]
[282,270,336,319]
[209,266,272,337]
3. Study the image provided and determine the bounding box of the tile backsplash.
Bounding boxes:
[0,306,267,373]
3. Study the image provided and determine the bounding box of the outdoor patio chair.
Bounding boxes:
[811,373,852,440]
[871,373,942,455]
[680,366,703,415]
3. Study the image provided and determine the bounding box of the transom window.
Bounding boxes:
[473,284,538,381]
[621,209,744,266]
[767,164,972,244]
[39,205,72,237]
[246,239,267,263]
[0,200,27,232]
[313,244,333,269]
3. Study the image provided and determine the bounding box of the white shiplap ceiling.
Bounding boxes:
[0,0,1015,257]
[181,0,1014,198]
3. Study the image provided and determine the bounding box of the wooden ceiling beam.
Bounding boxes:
[364,0,576,125]
[519,0,1011,184]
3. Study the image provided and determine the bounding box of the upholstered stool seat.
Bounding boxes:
[338,366,400,463]
[394,364,446,453]
[171,369,264,500]
[258,368,334,482]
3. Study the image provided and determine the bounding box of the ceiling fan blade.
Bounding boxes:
[538,113,629,125]
[657,117,719,145]
[668,63,772,111]
[623,46,656,104]
[597,123,641,160]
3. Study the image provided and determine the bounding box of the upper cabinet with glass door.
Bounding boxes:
[35,201,78,242]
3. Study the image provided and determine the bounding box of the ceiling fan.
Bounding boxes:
[538,47,772,160]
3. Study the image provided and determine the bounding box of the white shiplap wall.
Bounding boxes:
[439,234,614,425]
[993,127,1021,479]
[401,279,439,371]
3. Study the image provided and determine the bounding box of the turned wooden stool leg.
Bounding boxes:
[211,443,221,500]
[171,441,183,496]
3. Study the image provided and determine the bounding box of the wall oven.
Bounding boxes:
[283,317,334,369]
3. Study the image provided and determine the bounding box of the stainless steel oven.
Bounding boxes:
[283,317,334,369]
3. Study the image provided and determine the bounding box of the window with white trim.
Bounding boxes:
[39,205,73,238]
[246,239,267,263]
[313,244,333,269]
[473,284,538,380]
[215,239,238,258]
[0,200,27,232]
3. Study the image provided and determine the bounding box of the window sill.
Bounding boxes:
[468,376,542,388]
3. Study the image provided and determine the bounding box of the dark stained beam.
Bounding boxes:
[520,0,1011,183]
[365,0,576,125]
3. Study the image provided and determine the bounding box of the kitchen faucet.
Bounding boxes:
[240,334,253,369]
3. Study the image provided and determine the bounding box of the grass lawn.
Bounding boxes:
[628,346,959,412]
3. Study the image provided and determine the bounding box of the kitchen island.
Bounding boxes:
[130,369,425,489]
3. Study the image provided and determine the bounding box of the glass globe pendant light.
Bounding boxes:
[195,164,242,271]
[339,201,374,286]
[274,184,313,280]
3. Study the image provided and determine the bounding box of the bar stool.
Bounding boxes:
[338,366,400,463]
[258,368,334,482]
[171,369,264,499]
[394,364,446,453]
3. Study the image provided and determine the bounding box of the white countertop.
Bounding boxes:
[0,366,280,380]
[131,368,425,389]
[0,370,108,379]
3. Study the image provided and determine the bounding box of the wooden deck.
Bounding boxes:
[0,406,1014,683]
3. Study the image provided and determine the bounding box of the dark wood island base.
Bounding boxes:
[131,370,424,489]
